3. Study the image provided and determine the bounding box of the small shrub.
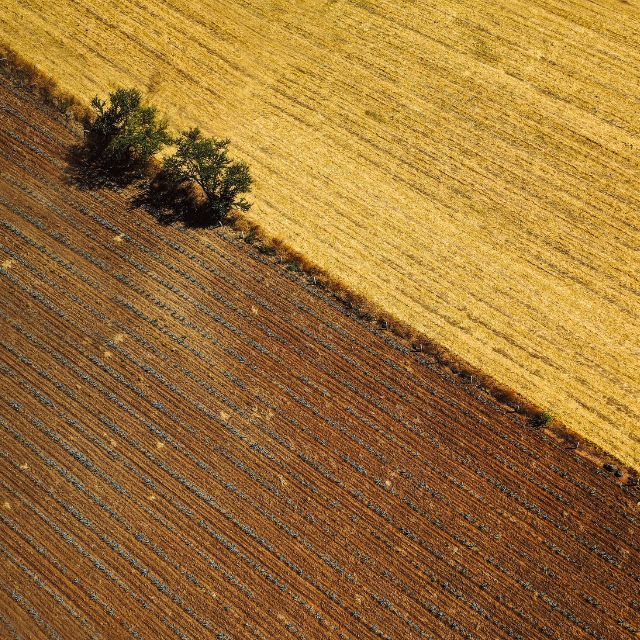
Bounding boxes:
[535,411,554,427]
[244,228,258,244]
[258,245,276,256]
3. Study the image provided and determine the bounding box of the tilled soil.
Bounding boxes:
[0,80,639,640]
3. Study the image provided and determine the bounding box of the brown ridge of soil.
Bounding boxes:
[0,77,639,640]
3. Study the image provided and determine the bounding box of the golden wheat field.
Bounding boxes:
[1,0,639,466]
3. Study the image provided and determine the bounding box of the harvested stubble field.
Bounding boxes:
[1,0,639,467]
[2,80,640,640]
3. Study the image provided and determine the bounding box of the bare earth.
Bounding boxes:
[1,81,640,639]
[0,0,638,466]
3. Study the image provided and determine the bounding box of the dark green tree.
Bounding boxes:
[86,88,170,167]
[163,127,252,223]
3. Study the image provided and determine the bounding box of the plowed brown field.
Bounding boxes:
[1,81,639,639]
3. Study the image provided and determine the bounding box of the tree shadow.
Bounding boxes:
[184,205,226,229]
[130,169,225,228]
[64,142,147,191]
[65,142,228,230]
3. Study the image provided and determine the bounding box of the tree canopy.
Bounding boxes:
[87,87,170,167]
[163,127,252,223]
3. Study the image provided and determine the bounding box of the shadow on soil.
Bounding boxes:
[65,144,222,229]
[65,143,146,191]
[130,169,225,229]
